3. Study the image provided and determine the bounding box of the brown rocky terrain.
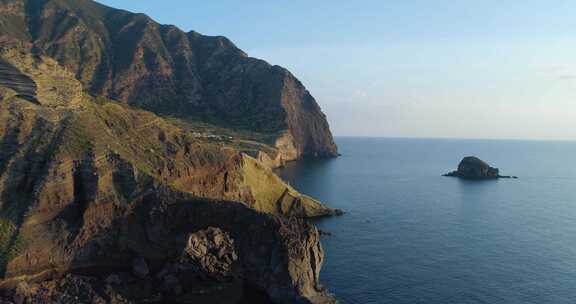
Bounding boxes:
[0,42,339,303]
[0,0,338,162]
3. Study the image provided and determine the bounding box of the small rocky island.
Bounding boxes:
[444,156,517,179]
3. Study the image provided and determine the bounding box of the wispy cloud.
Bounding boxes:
[556,74,576,81]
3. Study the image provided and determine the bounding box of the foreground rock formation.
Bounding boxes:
[444,156,517,179]
[0,19,339,304]
[0,198,334,304]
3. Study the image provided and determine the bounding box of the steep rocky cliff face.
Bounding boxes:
[0,0,338,161]
[2,194,335,304]
[0,45,337,303]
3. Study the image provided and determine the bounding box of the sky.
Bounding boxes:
[98,0,576,140]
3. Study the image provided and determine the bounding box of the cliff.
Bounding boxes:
[0,0,338,162]
[0,45,337,303]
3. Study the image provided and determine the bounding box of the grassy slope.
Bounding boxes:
[0,47,337,275]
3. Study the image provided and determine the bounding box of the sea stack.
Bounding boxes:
[444,156,517,179]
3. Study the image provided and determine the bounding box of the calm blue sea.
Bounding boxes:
[277,137,576,304]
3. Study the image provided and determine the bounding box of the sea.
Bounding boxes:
[276,137,576,304]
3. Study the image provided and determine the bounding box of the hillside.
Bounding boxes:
[0,42,338,303]
[0,0,338,163]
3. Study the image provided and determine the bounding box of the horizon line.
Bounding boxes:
[333,135,576,143]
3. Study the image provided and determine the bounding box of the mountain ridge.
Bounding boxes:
[0,0,338,162]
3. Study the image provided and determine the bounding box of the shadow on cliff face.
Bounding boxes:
[0,116,69,276]
[55,149,99,241]
[0,109,21,179]
[55,188,329,304]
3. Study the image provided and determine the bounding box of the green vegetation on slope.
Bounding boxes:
[0,44,337,278]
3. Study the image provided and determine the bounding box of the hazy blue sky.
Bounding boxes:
[99,0,576,140]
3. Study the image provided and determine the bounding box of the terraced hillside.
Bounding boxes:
[0,59,37,103]
[0,45,338,303]
[0,0,338,162]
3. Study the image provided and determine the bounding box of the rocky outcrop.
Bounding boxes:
[0,0,338,160]
[444,156,517,179]
[181,227,238,277]
[0,46,337,303]
[0,196,336,304]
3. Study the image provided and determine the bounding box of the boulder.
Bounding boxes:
[181,227,239,278]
